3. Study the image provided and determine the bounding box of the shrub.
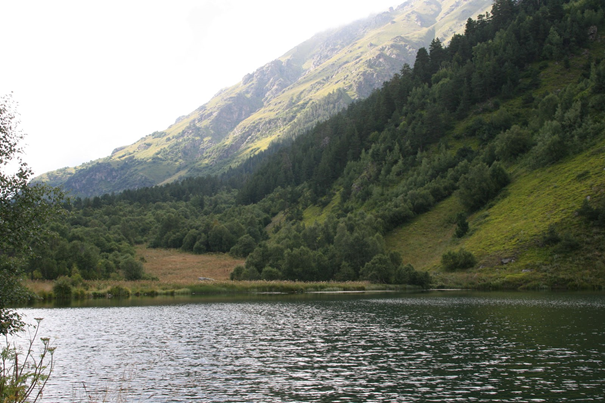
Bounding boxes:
[409,270,432,289]
[537,93,559,124]
[454,212,469,238]
[181,229,200,252]
[261,266,282,281]
[495,125,533,161]
[360,254,394,283]
[441,248,477,271]
[530,120,567,168]
[69,267,84,287]
[554,234,581,253]
[488,162,510,192]
[229,234,257,258]
[391,264,432,288]
[392,264,416,284]
[244,267,261,281]
[407,189,435,214]
[334,262,357,282]
[458,163,495,211]
[230,264,262,281]
[107,285,131,298]
[458,162,510,212]
[52,276,72,300]
[72,288,87,300]
[380,202,414,231]
[542,224,561,245]
[193,235,208,254]
[120,257,144,281]
[0,318,55,402]
[230,265,245,281]
[591,60,605,94]
[577,198,605,227]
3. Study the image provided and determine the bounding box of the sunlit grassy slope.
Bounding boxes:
[384,142,605,288]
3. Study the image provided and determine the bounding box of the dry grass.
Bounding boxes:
[136,246,244,283]
[25,248,246,299]
[26,281,53,295]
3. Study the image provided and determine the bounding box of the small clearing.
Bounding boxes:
[136,246,244,283]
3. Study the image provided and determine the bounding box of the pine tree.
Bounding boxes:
[429,38,447,76]
[413,47,431,84]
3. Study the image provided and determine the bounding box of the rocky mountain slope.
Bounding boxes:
[36,0,493,197]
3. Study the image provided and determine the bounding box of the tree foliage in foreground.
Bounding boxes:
[1,318,56,402]
[1,94,65,335]
[1,96,60,402]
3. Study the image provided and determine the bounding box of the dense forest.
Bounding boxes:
[26,0,605,288]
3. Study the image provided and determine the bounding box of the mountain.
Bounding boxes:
[35,0,493,197]
[26,0,605,290]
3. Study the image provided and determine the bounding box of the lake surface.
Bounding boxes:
[17,291,605,402]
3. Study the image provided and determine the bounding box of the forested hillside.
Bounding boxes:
[34,0,493,198]
[27,0,605,290]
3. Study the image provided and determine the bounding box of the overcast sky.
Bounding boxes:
[0,0,401,176]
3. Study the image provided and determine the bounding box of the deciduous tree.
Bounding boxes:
[1,94,64,335]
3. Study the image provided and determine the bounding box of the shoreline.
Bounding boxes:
[21,276,604,308]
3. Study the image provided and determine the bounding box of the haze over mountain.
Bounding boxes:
[36,0,493,197]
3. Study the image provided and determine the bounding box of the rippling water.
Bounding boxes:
[17,291,605,402]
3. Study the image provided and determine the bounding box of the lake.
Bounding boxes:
[16,291,605,402]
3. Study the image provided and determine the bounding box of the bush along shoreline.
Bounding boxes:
[23,279,428,304]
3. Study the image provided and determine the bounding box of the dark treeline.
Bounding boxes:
[26,0,605,286]
[72,175,224,207]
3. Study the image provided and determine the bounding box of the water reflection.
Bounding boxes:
[18,292,605,402]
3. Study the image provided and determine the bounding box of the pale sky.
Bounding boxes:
[0,0,401,176]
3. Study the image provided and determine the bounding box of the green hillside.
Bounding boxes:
[24,0,605,292]
[34,0,493,198]
[386,122,605,289]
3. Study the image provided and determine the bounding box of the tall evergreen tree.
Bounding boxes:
[429,38,447,76]
[413,47,431,84]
